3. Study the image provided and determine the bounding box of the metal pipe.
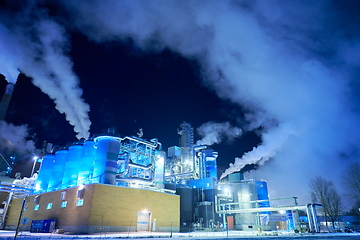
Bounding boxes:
[306,204,314,232]
[0,83,15,120]
[0,150,13,170]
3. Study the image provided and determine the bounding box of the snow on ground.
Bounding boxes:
[0,230,359,240]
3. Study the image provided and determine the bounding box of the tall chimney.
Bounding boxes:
[0,83,15,120]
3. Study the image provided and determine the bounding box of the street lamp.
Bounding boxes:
[31,156,38,177]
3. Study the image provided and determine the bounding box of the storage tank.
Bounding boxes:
[176,186,194,232]
[93,136,120,184]
[198,201,215,229]
[234,182,256,230]
[62,143,83,188]
[77,139,95,185]
[47,149,68,191]
[36,154,55,192]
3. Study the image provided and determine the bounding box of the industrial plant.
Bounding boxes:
[0,116,323,234]
[0,79,323,234]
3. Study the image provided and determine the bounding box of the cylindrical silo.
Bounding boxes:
[77,139,95,185]
[62,143,83,188]
[198,201,214,229]
[232,180,257,230]
[47,149,68,191]
[176,186,194,232]
[93,136,120,184]
[35,154,55,192]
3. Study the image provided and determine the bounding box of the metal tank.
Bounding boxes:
[198,201,215,229]
[77,139,96,185]
[176,186,194,232]
[229,179,270,230]
[36,154,55,192]
[93,136,120,184]
[61,143,83,188]
[47,149,68,191]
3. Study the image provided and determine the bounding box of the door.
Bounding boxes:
[137,211,151,231]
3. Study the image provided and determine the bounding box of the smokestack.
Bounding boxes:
[0,83,15,121]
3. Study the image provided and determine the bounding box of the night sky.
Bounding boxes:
[1,0,360,207]
[0,31,260,177]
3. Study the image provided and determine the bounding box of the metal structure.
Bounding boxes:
[0,182,34,228]
[0,122,321,233]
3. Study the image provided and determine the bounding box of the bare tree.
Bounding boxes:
[309,176,344,231]
[343,162,360,203]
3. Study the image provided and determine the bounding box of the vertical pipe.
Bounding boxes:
[0,83,15,120]
[154,150,166,189]
[306,204,314,232]
[311,204,320,232]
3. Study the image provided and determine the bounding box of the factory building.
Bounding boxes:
[5,184,179,233]
[0,122,318,234]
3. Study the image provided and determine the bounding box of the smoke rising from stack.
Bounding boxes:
[196,122,242,146]
[59,0,360,203]
[2,1,360,204]
[0,3,91,139]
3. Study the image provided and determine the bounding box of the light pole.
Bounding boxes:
[31,156,38,177]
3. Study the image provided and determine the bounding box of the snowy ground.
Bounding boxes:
[0,230,359,240]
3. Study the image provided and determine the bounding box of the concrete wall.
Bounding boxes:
[5,183,179,233]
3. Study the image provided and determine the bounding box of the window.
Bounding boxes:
[34,205,39,211]
[60,191,67,200]
[61,201,67,208]
[77,188,85,199]
[46,203,53,209]
[34,195,40,204]
[76,199,84,206]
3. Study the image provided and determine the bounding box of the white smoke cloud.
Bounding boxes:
[220,122,298,179]
[53,0,360,205]
[2,0,360,206]
[0,3,91,139]
[196,122,242,146]
[0,121,35,156]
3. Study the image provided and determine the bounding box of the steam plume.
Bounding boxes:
[3,1,360,205]
[0,3,91,139]
[196,122,242,146]
[220,123,296,179]
[56,0,360,204]
[0,121,35,156]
